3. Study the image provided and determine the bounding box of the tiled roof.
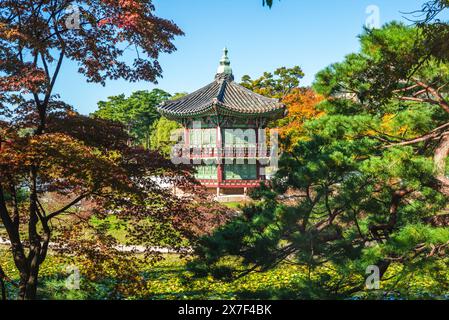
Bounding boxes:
[157,73,285,119]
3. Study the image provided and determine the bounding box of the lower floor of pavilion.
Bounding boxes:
[192,160,275,199]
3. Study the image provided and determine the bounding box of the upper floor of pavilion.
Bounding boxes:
[157,48,286,124]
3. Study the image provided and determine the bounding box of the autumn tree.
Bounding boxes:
[241,67,323,149]
[0,0,188,300]
[277,88,324,149]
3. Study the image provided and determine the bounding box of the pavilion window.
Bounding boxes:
[190,129,216,147]
[225,129,256,146]
[202,128,217,147]
[190,129,200,146]
[195,164,218,180]
[224,162,257,180]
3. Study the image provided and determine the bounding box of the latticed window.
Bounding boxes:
[224,163,257,180]
[195,164,218,180]
[224,129,256,147]
[190,129,217,147]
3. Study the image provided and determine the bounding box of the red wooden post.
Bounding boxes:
[256,126,260,181]
[184,127,190,160]
[184,127,190,147]
[216,124,223,196]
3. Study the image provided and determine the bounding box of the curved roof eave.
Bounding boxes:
[159,102,285,120]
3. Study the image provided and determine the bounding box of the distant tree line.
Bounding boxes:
[92,90,185,156]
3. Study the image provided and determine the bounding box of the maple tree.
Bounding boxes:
[0,0,195,300]
[277,88,324,150]
[241,67,323,149]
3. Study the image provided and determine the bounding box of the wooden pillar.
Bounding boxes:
[256,126,260,181]
[184,127,190,162]
[184,127,190,147]
[216,124,223,198]
[216,124,223,183]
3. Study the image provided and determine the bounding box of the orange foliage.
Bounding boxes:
[278,88,324,149]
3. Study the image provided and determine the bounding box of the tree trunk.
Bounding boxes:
[19,167,42,300]
[434,133,449,196]
[16,255,41,300]
[24,255,40,300]
[0,266,7,300]
[0,278,5,300]
[18,275,27,300]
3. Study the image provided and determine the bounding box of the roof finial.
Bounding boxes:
[216,47,233,78]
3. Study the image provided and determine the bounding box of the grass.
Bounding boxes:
[142,256,310,300]
[2,246,449,300]
[89,215,128,243]
[0,246,310,300]
[222,202,243,210]
[222,198,255,210]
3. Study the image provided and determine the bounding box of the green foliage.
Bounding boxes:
[419,1,449,63]
[2,246,448,300]
[241,66,304,98]
[191,22,449,298]
[148,93,187,157]
[89,214,190,247]
[2,188,29,204]
[93,89,171,148]
[149,116,182,157]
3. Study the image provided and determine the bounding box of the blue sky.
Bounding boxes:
[55,0,426,115]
